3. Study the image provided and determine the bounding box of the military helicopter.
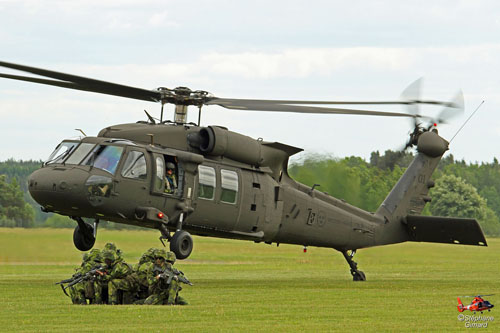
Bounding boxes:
[0,61,488,281]
[457,295,494,313]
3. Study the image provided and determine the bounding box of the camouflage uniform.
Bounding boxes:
[144,251,188,305]
[133,248,157,303]
[69,249,102,304]
[99,249,137,305]
[104,242,123,260]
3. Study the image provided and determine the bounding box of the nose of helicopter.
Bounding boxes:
[28,167,93,214]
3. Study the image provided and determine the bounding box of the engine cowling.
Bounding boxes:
[189,126,264,166]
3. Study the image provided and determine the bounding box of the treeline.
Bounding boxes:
[289,151,500,236]
[1,152,500,235]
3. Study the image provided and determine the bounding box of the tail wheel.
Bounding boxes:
[170,230,193,259]
[353,270,366,281]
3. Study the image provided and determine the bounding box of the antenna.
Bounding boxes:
[75,128,87,136]
[449,101,484,143]
[144,110,156,124]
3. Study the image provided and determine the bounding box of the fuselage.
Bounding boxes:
[28,123,383,252]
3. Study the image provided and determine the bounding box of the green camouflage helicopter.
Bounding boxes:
[0,61,486,281]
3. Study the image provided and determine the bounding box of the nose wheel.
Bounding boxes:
[72,217,98,251]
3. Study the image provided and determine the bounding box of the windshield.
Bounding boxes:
[82,145,124,175]
[65,143,96,165]
[45,142,78,165]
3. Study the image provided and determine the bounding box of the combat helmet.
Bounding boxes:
[166,251,176,264]
[88,249,102,263]
[104,242,117,251]
[166,162,175,170]
[154,248,168,261]
[138,248,157,265]
[102,249,116,263]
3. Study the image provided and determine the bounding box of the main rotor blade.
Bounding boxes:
[0,73,160,102]
[206,97,457,107]
[207,98,417,117]
[0,61,161,102]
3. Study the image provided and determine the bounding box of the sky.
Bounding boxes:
[1,0,499,163]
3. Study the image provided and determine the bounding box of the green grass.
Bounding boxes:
[0,228,498,332]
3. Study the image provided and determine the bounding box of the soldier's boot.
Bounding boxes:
[175,296,189,306]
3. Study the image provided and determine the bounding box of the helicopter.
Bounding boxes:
[457,295,494,313]
[0,61,488,281]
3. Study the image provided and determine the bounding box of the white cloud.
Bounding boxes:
[1,0,500,162]
[49,45,500,84]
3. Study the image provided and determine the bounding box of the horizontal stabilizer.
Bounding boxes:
[404,215,487,246]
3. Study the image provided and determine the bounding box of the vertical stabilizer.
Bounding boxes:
[375,131,448,245]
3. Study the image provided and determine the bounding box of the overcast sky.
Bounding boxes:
[1,0,499,163]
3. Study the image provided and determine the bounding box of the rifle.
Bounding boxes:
[56,272,82,285]
[153,267,193,286]
[56,266,106,297]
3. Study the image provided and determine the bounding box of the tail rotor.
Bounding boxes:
[401,79,464,150]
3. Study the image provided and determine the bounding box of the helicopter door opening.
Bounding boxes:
[151,154,183,197]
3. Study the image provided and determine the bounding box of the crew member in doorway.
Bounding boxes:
[165,162,177,194]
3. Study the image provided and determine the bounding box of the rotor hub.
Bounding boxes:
[157,86,212,107]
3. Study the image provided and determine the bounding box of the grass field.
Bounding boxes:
[0,228,498,332]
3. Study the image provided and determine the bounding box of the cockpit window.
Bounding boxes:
[82,145,124,175]
[121,151,148,180]
[45,142,78,165]
[65,143,95,165]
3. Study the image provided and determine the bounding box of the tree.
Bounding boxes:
[42,214,75,228]
[429,174,500,236]
[0,175,35,227]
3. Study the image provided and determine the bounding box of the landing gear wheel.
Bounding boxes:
[352,270,366,281]
[73,224,96,251]
[341,249,367,282]
[170,230,193,259]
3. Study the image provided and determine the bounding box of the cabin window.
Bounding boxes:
[220,169,238,204]
[82,145,124,175]
[66,143,95,165]
[121,150,147,180]
[45,141,79,165]
[198,165,216,200]
[154,156,165,192]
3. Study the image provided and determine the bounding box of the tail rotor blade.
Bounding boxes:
[436,90,464,124]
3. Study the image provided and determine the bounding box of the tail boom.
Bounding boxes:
[374,131,487,248]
